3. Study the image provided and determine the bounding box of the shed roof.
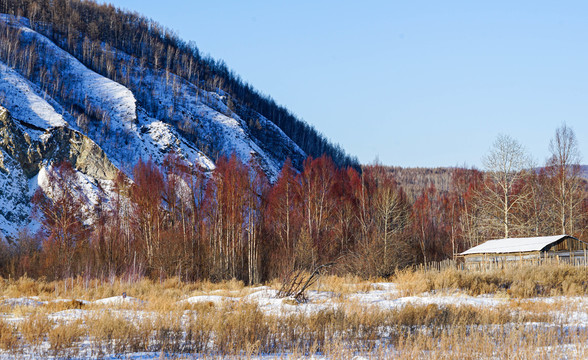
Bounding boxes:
[460,235,579,255]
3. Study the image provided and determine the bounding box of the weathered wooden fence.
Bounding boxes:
[419,255,588,272]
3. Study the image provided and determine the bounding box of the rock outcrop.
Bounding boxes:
[0,106,121,239]
[0,106,118,180]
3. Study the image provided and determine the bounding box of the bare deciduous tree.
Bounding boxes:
[546,124,584,235]
[480,134,532,238]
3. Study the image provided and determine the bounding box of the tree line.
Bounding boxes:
[0,0,358,169]
[0,125,585,283]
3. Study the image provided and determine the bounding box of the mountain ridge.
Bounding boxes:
[0,0,358,168]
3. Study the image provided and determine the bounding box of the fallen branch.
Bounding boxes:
[277,262,335,302]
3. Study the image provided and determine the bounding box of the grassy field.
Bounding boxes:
[0,264,586,359]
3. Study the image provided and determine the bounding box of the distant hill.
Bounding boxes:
[385,167,456,200]
[581,165,588,180]
[389,165,588,201]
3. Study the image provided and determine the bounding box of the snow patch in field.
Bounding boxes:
[180,295,238,304]
[94,295,143,305]
[49,298,90,305]
[1,297,46,307]
[48,309,87,322]
[371,282,398,291]
[243,288,278,301]
[0,282,587,359]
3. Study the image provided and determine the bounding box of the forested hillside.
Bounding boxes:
[0,0,358,169]
[385,167,456,201]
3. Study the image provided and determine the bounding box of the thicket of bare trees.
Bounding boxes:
[0,125,585,283]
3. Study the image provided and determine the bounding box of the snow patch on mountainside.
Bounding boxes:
[0,62,68,136]
[4,17,138,132]
[0,16,218,176]
[110,48,302,180]
[137,111,215,171]
[36,164,113,206]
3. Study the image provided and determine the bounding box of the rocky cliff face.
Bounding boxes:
[0,106,41,177]
[0,106,118,180]
[0,106,121,239]
[41,126,119,181]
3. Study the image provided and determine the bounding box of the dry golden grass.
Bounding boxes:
[152,311,184,353]
[48,320,83,357]
[0,319,18,352]
[18,312,52,349]
[0,267,585,358]
[392,325,588,360]
[0,276,252,305]
[394,263,588,297]
[307,274,374,294]
[43,299,86,312]
[86,310,150,355]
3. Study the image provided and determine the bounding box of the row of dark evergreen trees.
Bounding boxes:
[0,0,358,168]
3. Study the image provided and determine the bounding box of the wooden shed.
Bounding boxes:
[459,235,588,268]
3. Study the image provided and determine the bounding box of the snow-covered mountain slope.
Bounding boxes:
[107,42,304,178]
[0,62,68,136]
[1,15,137,132]
[0,14,307,239]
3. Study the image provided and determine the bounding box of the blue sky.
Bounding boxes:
[101,0,588,168]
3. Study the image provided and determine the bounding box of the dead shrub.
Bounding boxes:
[0,319,18,351]
[48,321,83,357]
[19,312,53,349]
[153,311,184,353]
[87,311,144,355]
[213,302,270,355]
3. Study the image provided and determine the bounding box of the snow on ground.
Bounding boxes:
[345,291,504,309]
[4,283,583,318]
[1,297,46,307]
[180,295,238,305]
